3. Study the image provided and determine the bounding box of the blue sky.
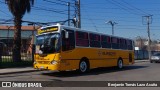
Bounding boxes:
[1,0,160,40]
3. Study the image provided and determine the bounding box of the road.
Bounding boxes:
[0,62,160,90]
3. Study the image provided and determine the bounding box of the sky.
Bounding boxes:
[1,0,160,40]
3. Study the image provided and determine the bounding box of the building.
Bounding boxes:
[0,25,38,54]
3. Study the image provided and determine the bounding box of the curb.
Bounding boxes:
[0,60,149,75]
[0,69,40,75]
[135,60,149,63]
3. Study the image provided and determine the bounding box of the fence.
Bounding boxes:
[134,50,148,60]
[0,39,35,68]
[134,50,160,60]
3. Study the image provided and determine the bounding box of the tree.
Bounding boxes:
[5,0,34,62]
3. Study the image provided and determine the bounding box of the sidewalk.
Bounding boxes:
[0,60,149,75]
[0,67,38,75]
[134,59,150,63]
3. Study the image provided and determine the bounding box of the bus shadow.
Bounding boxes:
[42,65,148,77]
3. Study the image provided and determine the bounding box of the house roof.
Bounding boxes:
[0,26,40,31]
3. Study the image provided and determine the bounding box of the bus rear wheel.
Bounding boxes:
[79,60,89,73]
[117,59,123,69]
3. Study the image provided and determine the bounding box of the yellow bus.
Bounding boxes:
[34,24,134,73]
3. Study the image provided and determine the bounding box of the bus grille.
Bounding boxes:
[37,61,50,64]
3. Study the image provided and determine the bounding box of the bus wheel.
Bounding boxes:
[117,59,123,69]
[79,60,89,73]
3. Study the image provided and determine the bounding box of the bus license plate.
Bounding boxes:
[40,66,44,69]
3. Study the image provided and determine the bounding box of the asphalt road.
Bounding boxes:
[0,62,160,90]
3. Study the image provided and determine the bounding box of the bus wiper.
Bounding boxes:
[43,34,52,46]
[40,34,52,53]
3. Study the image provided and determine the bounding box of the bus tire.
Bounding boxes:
[79,59,89,73]
[117,59,123,69]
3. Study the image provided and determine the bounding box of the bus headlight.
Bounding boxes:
[51,60,58,65]
[34,61,37,64]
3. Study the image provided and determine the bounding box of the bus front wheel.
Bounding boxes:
[79,60,89,73]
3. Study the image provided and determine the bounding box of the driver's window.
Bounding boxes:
[62,30,75,51]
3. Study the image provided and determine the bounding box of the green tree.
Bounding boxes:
[5,0,34,62]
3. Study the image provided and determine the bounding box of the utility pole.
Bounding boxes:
[67,2,70,26]
[106,21,117,36]
[77,0,81,28]
[75,0,81,28]
[142,15,153,61]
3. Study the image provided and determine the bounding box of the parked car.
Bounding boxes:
[150,52,160,63]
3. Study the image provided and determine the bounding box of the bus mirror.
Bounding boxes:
[65,31,69,39]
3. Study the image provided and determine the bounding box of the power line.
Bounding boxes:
[44,0,75,7]
[82,11,99,31]
[56,0,74,4]
[120,0,150,15]
[105,0,145,16]
[32,6,68,15]
[0,10,12,17]
[43,0,68,6]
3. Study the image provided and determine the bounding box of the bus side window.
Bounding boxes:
[89,33,101,48]
[62,30,75,51]
[127,40,133,50]
[111,37,119,49]
[101,35,111,48]
[76,31,89,47]
[119,38,127,50]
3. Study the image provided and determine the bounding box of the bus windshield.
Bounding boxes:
[36,33,61,54]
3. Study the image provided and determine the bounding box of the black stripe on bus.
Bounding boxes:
[61,58,129,60]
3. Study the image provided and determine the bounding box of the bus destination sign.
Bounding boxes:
[38,27,58,34]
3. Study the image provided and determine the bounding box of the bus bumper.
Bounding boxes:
[34,64,60,71]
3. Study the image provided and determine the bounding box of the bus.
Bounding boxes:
[34,23,134,73]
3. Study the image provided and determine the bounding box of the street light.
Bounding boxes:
[105,20,118,36]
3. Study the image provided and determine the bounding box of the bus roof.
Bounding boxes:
[39,23,133,41]
[60,25,133,41]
